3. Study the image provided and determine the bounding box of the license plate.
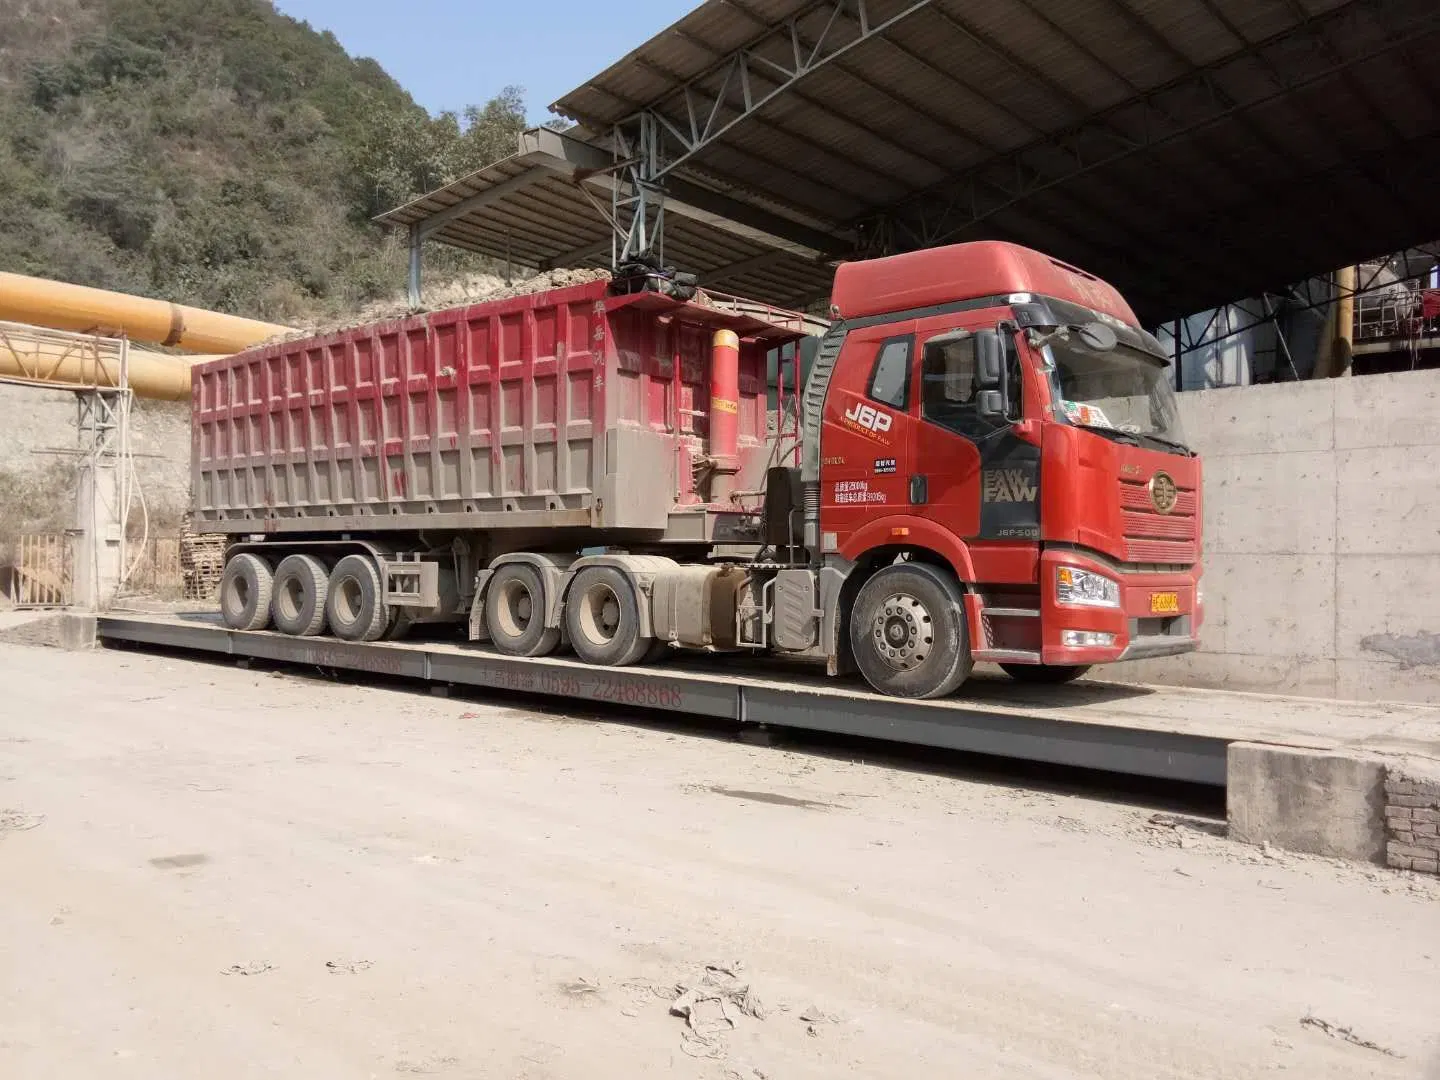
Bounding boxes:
[1150,592,1180,615]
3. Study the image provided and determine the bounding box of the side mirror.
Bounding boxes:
[975,330,1003,390]
[976,389,1006,421]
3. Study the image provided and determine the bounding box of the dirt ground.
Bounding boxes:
[0,638,1437,1080]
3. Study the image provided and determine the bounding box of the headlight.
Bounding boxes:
[1056,566,1119,608]
[1061,630,1116,647]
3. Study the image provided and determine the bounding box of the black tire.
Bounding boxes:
[849,562,972,699]
[484,562,561,657]
[271,554,330,637]
[219,553,274,631]
[1001,663,1091,685]
[383,611,415,641]
[325,554,390,642]
[564,566,650,666]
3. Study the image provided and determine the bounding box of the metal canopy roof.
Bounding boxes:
[551,0,1440,325]
[376,128,838,306]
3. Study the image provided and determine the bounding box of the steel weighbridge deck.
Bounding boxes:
[97,613,1440,789]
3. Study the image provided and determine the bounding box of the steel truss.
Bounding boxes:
[1167,242,1440,366]
[609,115,666,265]
[605,0,934,260]
[0,322,134,608]
[623,0,934,186]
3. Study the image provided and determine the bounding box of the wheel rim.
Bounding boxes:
[871,592,934,671]
[278,575,303,621]
[494,578,535,639]
[335,576,363,625]
[576,581,621,646]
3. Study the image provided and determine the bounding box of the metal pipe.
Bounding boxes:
[0,337,219,400]
[709,328,741,504]
[0,272,290,353]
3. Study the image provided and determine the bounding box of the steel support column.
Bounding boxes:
[407,224,422,308]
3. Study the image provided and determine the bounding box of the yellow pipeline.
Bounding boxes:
[0,271,291,354]
[0,337,222,401]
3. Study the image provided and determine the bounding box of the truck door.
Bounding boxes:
[911,320,1040,545]
[820,324,916,544]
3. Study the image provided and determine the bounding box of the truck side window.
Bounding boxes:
[1004,331,1023,422]
[867,337,911,409]
[922,337,986,438]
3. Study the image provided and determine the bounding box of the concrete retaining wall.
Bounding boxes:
[1111,368,1440,704]
[1227,744,1440,877]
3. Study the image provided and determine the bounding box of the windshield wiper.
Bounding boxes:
[1074,423,1141,446]
[1138,433,1194,456]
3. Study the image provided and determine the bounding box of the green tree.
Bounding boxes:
[0,0,533,319]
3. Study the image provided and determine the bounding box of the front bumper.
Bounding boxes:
[1039,549,1202,666]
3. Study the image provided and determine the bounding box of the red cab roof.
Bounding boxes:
[831,241,1140,327]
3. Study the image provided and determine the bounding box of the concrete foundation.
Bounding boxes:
[1227,742,1387,863]
[58,612,97,650]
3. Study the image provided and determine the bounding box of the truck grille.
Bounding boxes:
[1119,479,1198,564]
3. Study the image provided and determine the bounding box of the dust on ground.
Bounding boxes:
[0,640,1436,1079]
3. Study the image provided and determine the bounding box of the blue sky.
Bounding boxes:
[273,0,695,123]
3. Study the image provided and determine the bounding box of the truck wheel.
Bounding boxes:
[326,554,389,642]
[220,553,274,631]
[564,566,650,666]
[850,563,972,699]
[271,554,329,637]
[1001,663,1091,685]
[485,563,561,657]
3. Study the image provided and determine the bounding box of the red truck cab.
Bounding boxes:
[810,241,1201,694]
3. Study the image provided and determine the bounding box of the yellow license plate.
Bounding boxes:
[1150,592,1180,615]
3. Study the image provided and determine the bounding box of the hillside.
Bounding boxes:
[0,0,550,582]
[0,0,530,323]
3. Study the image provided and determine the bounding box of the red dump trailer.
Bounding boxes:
[198,244,1202,698]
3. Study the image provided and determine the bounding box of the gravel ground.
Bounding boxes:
[0,639,1437,1080]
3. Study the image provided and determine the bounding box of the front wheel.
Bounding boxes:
[849,563,972,699]
[1001,663,1091,685]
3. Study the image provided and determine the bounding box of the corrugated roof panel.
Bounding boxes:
[697,121,910,209]
[1026,0,1188,89]
[532,0,1440,322]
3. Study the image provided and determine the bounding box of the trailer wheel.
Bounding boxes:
[485,563,561,657]
[1001,663,1091,685]
[849,563,972,699]
[564,566,650,666]
[220,553,274,632]
[326,554,389,642]
[271,554,330,637]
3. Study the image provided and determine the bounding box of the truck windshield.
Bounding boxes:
[1038,335,1188,453]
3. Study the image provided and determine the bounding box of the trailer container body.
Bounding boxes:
[194,280,803,538]
[202,242,1203,700]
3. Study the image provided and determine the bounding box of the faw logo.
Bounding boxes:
[843,401,893,435]
[982,468,1038,503]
